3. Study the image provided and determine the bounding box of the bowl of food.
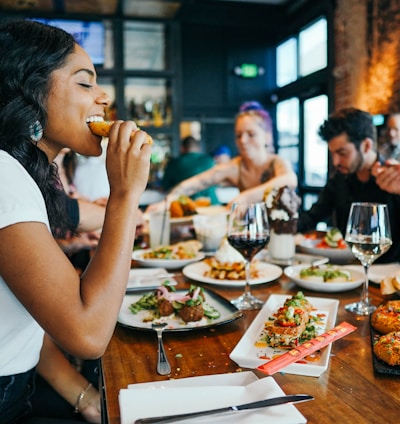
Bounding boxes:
[297,228,354,264]
[284,263,364,292]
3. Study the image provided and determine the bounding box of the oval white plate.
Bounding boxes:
[297,237,354,264]
[182,260,282,287]
[132,249,205,270]
[284,264,364,292]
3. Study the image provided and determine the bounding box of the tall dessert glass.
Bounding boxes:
[227,201,270,310]
[345,202,392,315]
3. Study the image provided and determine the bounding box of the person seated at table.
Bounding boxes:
[0,20,151,424]
[378,112,400,161]
[147,101,297,212]
[212,144,232,164]
[162,135,219,204]
[297,107,400,263]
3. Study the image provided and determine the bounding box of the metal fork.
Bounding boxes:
[151,322,171,375]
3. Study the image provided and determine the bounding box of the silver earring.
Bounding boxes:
[30,120,43,143]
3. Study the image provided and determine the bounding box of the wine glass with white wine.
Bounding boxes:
[227,201,270,310]
[345,202,392,315]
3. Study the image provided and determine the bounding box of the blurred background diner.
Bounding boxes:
[161,135,219,204]
[378,112,400,162]
[147,101,297,212]
[297,107,400,263]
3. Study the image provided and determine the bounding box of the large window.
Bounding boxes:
[299,18,327,77]
[275,16,329,211]
[276,98,299,173]
[276,38,297,87]
[304,95,328,187]
[276,17,327,88]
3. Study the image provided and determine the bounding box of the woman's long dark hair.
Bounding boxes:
[0,20,76,237]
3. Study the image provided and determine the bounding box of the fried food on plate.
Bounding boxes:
[373,331,400,366]
[170,195,198,218]
[260,291,316,349]
[371,300,400,334]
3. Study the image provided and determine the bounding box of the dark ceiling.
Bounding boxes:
[0,0,300,20]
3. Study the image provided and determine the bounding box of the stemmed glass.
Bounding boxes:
[345,202,392,315]
[227,201,270,310]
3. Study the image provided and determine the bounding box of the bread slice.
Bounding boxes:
[87,121,153,144]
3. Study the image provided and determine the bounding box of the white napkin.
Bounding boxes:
[119,373,307,424]
[126,268,176,290]
[345,263,400,283]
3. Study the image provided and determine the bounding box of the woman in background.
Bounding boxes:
[147,101,297,211]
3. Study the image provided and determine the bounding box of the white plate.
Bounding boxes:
[182,260,282,287]
[230,294,339,376]
[284,264,364,293]
[196,205,229,216]
[132,249,205,270]
[143,206,229,224]
[119,372,306,424]
[258,250,329,267]
[297,237,354,264]
[143,213,194,224]
[118,288,242,331]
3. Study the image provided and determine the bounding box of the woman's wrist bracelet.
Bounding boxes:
[74,382,93,414]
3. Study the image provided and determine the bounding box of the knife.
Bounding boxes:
[133,394,314,423]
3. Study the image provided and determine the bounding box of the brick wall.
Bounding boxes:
[334,0,400,114]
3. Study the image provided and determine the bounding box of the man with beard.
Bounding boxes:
[297,107,400,263]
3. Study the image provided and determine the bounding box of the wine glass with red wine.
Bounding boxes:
[227,201,270,310]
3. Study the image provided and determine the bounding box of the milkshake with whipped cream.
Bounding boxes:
[265,186,301,260]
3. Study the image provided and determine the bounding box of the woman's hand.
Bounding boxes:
[79,385,101,423]
[106,121,151,201]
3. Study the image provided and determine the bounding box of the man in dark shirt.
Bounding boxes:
[297,107,400,263]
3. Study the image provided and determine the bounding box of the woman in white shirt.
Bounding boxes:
[0,20,151,423]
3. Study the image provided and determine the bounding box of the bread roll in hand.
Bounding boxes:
[87,119,153,144]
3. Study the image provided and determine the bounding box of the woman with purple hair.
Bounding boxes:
[148,101,297,209]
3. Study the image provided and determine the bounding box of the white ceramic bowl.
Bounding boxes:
[284,263,364,292]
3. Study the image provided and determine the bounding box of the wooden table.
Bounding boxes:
[101,267,400,424]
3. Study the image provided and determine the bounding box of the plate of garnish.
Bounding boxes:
[118,283,242,331]
[229,292,339,376]
[284,263,364,292]
[132,240,205,269]
[297,228,354,264]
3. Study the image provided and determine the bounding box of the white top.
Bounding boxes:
[74,155,110,201]
[0,151,49,375]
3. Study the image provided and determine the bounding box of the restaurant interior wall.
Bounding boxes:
[0,0,331,197]
[180,22,277,157]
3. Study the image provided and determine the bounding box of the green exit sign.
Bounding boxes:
[234,64,264,78]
